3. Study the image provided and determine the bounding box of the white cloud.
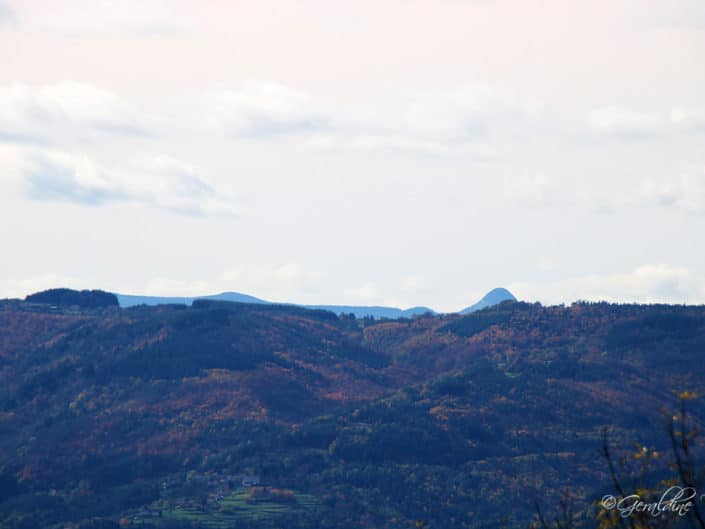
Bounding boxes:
[13,147,238,216]
[586,106,664,138]
[511,264,705,305]
[504,172,553,207]
[398,86,543,143]
[204,81,328,139]
[0,82,150,144]
[503,164,705,215]
[320,85,539,158]
[669,108,705,133]
[203,82,539,159]
[640,169,705,213]
[586,105,705,139]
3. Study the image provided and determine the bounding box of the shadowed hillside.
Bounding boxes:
[0,295,704,528]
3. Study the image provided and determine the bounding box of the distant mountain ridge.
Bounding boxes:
[459,287,517,314]
[115,288,516,318]
[116,291,268,308]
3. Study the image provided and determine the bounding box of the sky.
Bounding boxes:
[1,0,704,311]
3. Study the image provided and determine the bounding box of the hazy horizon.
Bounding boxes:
[8,285,705,315]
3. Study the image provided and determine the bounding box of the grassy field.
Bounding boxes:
[135,488,319,528]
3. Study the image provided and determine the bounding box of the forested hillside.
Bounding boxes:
[0,295,704,529]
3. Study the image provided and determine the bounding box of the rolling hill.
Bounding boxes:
[0,291,704,529]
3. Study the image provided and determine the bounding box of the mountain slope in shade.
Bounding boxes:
[459,287,517,314]
[2,298,705,529]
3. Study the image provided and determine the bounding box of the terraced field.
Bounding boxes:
[137,488,320,527]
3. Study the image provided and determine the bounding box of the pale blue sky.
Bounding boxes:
[1,0,704,311]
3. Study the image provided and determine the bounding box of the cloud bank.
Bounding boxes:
[0,82,151,144]
[17,149,238,216]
